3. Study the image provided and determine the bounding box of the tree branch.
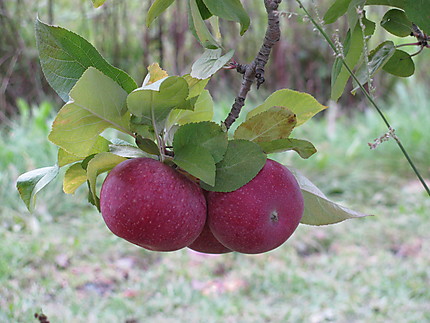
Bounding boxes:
[223,0,282,130]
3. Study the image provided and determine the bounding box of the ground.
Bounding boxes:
[1,82,429,322]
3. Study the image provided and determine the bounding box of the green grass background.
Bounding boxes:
[1,81,429,323]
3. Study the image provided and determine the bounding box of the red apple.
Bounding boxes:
[100,158,206,252]
[188,221,232,254]
[207,159,304,254]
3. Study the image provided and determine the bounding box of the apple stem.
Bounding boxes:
[223,0,282,131]
[158,133,168,161]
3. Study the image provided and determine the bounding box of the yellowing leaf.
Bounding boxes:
[48,68,131,157]
[143,63,169,86]
[234,106,297,142]
[92,0,107,8]
[63,163,87,194]
[58,148,82,167]
[57,136,110,167]
[247,89,327,127]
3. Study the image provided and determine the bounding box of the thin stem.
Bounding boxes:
[149,98,165,162]
[396,42,421,48]
[296,0,430,197]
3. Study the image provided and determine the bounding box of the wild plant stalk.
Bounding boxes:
[296,0,430,197]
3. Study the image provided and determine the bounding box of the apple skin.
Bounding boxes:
[188,221,232,254]
[207,159,304,254]
[100,158,206,252]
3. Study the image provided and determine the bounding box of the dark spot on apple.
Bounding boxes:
[270,210,279,222]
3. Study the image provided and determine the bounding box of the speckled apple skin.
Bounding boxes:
[188,221,232,254]
[207,159,304,254]
[100,158,206,252]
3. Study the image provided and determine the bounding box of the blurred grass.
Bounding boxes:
[1,81,429,322]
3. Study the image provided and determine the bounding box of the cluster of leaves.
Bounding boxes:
[325,0,429,101]
[16,18,369,226]
[91,0,249,49]
[146,0,250,49]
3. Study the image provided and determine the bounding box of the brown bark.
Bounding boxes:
[223,0,282,130]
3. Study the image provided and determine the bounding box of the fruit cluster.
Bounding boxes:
[100,157,304,254]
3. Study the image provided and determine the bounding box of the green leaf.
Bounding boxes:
[201,139,267,192]
[63,163,87,194]
[127,76,189,131]
[188,0,220,49]
[365,0,405,8]
[382,49,415,77]
[352,41,396,93]
[175,96,199,111]
[129,117,156,140]
[92,0,107,8]
[58,149,82,167]
[258,138,317,159]
[331,28,362,101]
[48,68,131,157]
[135,136,160,156]
[202,0,250,35]
[247,89,327,127]
[109,143,153,159]
[290,169,371,225]
[167,90,214,127]
[16,166,59,212]
[146,0,175,27]
[404,0,430,34]
[86,152,127,210]
[381,9,412,37]
[234,106,297,142]
[35,19,137,102]
[346,0,366,31]
[197,0,213,20]
[362,15,377,37]
[322,0,367,27]
[183,74,210,99]
[57,136,110,167]
[191,49,234,79]
[173,145,216,186]
[324,0,352,24]
[173,121,228,163]
[168,73,210,112]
